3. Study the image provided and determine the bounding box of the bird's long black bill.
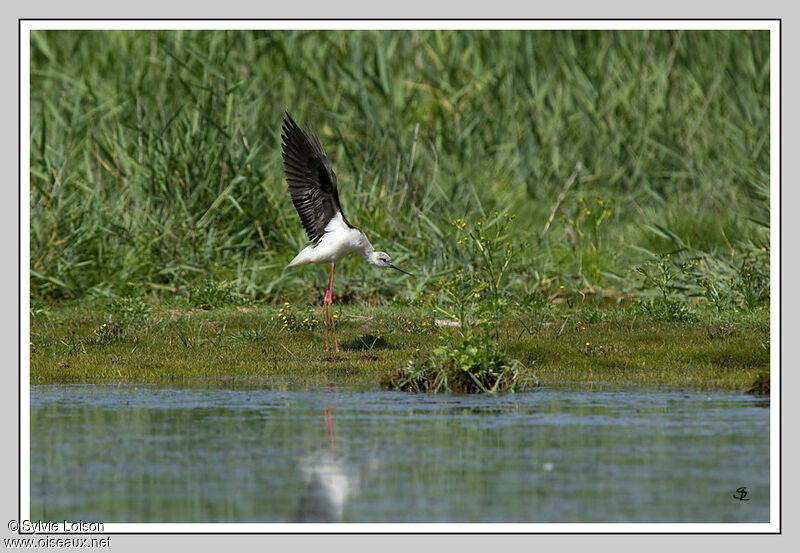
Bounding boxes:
[390,264,413,276]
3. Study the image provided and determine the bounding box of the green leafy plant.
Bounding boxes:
[106,297,150,323]
[434,213,517,336]
[697,276,731,312]
[382,334,533,393]
[389,214,528,393]
[186,280,246,310]
[633,253,698,322]
[565,196,615,250]
[731,260,769,310]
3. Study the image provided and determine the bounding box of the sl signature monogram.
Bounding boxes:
[733,487,750,501]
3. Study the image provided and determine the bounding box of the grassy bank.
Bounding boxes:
[29,29,771,391]
[30,299,769,390]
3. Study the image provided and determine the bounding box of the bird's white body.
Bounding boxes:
[287,213,375,268]
[297,450,356,522]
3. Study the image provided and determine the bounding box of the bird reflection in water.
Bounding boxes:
[295,407,358,522]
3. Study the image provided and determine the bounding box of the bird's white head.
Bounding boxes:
[368,251,413,276]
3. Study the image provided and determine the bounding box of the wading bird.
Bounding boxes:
[281,112,411,352]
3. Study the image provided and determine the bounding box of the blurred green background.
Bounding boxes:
[29,29,770,305]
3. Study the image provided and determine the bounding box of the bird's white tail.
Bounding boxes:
[286,246,314,268]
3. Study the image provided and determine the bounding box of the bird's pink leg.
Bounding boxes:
[324,263,339,352]
[323,299,330,352]
[324,407,335,451]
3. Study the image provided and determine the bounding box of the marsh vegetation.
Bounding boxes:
[29,29,770,390]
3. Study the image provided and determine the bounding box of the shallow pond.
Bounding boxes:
[30,382,769,524]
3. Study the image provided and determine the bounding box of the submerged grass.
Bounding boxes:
[30,300,769,391]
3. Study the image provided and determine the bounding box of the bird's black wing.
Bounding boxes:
[281,112,348,245]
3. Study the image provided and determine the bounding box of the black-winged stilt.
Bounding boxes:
[281,112,411,352]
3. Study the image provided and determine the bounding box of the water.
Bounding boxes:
[30,383,769,523]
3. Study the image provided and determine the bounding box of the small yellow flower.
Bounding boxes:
[407,321,412,325]
[559,285,565,289]
[303,318,309,323]
[415,348,420,352]
[102,323,107,327]
[29,342,33,346]
[271,317,274,321]
[93,330,98,334]
[421,321,427,326]
[333,314,338,319]
[127,281,134,286]
[585,342,590,346]
[585,209,591,215]
[284,302,290,307]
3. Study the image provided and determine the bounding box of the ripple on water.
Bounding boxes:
[30,382,770,524]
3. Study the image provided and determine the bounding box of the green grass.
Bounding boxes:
[30,300,769,390]
[28,30,771,391]
[29,29,770,304]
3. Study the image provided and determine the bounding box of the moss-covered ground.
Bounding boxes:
[29,300,769,391]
